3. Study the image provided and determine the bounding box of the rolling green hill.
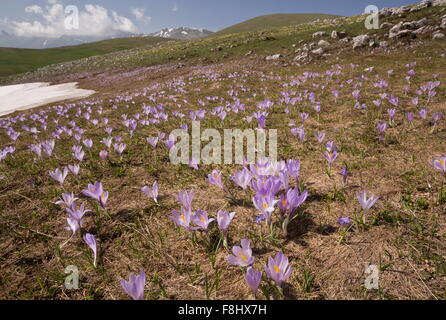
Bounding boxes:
[0,36,172,78]
[214,13,341,36]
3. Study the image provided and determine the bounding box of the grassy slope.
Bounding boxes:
[214,13,341,36]
[0,36,172,78]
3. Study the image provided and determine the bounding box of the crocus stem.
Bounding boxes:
[222,234,228,249]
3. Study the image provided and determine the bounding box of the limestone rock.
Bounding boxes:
[352,34,370,49]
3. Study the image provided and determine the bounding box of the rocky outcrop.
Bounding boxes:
[433,32,445,39]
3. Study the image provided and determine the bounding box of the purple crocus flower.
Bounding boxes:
[188,157,199,170]
[376,122,387,141]
[99,150,108,161]
[227,239,254,267]
[314,131,325,143]
[68,164,80,176]
[357,191,379,212]
[73,149,85,161]
[83,233,97,267]
[141,181,159,203]
[147,137,159,148]
[264,251,293,287]
[325,141,336,152]
[231,167,252,190]
[338,216,352,227]
[192,210,215,230]
[217,210,236,237]
[300,113,309,121]
[419,109,427,120]
[114,143,126,155]
[170,207,195,230]
[406,112,414,124]
[286,159,300,181]
[49,167,69,185]
[66,217,81,236]
[387,109,396,122]
[352,89,361,100]
[432,112,442,125]
[164,138,175,150]
[82,181,109,208]
[323,150,338,167]
[206,170,225,190]
[339,167,348,185]
[245,267,262,296]
[83,139,93,149]
[251,176,281,197]
[252,193,279,224]
[101,137,113,148]
[387,95,399,107]
[65,203,90,235]
[177,190,194,210]
[373,99,382,108]
[430,155,446,175]
[56,192,78,207]
[278,188,308,217]
[121,270,146,300]
[257,115,266,129]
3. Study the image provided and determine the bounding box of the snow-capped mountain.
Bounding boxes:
[149,27,214,40]
[0,26,212,49]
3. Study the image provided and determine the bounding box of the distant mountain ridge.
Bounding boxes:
[0,30,143,49]
[149,27,214,40]
[0,27,213,49]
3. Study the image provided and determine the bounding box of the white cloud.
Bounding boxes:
[5,3,139,38]
[25,5,43,14]
[131,7,151,25]
[172,3,179,12]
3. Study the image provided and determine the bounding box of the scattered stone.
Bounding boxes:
[265,54,282,61]
[312,48,325,55]
[331,31,338,39]
[380,22,394,29]
[338,31,348,39]
[394,29,416,38]
[414,17,428,28]
[352,34,370,49]
[312,31,329,39]
[389,22,403,37]
[318,40,330,47]
[379,41,389,47]
[433,32,445,39]
[293,52,309,63]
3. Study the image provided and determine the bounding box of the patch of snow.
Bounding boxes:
[0,82,95,117]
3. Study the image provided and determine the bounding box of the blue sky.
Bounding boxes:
[0,0,418,36]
